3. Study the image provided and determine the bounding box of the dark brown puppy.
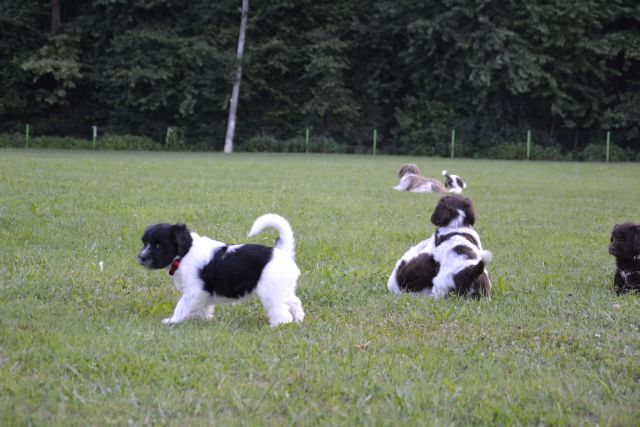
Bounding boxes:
[609,223,640,294]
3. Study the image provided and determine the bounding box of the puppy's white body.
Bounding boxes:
[430,225,491,298]
[162,215,303,327]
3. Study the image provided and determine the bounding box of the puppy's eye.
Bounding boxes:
[155,243,163,249]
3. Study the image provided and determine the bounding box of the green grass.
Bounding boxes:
[1,149,639,426]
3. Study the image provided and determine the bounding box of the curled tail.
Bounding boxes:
[248,214,296,259]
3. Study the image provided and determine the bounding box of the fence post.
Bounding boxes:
[526,129,531,160]
[25,124,30,149]
[92,126,98,150]
[305,128,309,153]
[373,128,378,156]
[450,129,456,159]
[606,131,611,162]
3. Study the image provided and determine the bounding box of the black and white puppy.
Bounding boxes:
[388,195,492,298]
[609,223,640,294]
[441,170,467,194]
[137,214,304,327]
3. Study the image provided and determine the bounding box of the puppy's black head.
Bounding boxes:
[443,173,466,190]
[137,223,193,269]
[431,195,476,227]
[443,174,454,188]
[609,223,640,260]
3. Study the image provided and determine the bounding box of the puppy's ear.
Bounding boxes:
[171,223,193,257]
[431,198,455,226]
[461,198,476,226]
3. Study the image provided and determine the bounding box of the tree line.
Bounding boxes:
[1,0,638,158]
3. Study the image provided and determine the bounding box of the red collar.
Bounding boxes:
[169,258,181,276]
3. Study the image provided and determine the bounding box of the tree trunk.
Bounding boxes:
[51,0,61,34]
[224,0,249,154]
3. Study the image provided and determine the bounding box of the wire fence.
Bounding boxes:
[1,122,638,162]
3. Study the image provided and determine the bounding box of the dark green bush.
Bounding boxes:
[575,143,633,162]
[307,136,346,153]
[238,134,345,153]
[530,144,566,161]
[282,136,307,152]
[482,143,526,160]
[30,136,91,149]
[0,133,22,148]
[0,133,163,150]
[238,134,280,152]
[98,134,162,150]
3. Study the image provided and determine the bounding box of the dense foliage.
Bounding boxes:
[1,0,639,157]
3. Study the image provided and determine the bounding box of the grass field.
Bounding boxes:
[1,149,639,426]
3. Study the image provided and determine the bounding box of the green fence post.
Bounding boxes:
[25,124,30,149]
[92,126,97,150]
[450,129,456,159]
[305,128,310,153]
[373,128,378,156]
[526,129,531,160]
[606,131,611,162]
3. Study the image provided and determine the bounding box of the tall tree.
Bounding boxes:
[224,0,249,154]
[50,0,60,33]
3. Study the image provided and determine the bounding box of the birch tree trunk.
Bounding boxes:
[51,0,61,33]
[223,0,249,154]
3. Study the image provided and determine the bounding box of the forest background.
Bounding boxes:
[1,0,639,160]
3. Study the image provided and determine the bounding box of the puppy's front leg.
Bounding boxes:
[431,272,452,299]
[162,292,210,324]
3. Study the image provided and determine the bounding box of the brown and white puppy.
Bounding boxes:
[388,195,492,298]
[393,163,447,193]
[609,223,640,294]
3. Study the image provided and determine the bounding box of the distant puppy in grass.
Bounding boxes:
[394,164,466,193]
[441,170,467,194]
[137,214,304,327]
[609,222,640,294]
[394,163,447,193]
[388,195,492,298]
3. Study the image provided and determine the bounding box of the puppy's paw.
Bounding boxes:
[268,314,294,328]
[192,309,214,321]
[431,286,448,299]
[162,317,176,324]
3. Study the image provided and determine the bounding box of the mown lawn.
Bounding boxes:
[0,149,638,426]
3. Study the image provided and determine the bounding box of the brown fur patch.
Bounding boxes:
[397,163,421,178]
[405,175,446,192]
[396,253,440,292]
